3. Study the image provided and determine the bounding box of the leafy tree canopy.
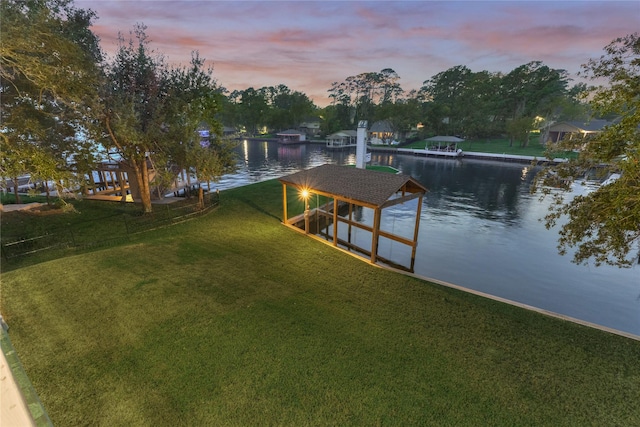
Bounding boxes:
[0,0,102,202]
[534,33,640,267]
[102,24,235,213]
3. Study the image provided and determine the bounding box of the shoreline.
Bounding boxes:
[386,146,568,164]
[241,137,569,164]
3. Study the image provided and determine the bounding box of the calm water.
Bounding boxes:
[211,139,639,336]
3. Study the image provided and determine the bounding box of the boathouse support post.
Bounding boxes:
[304,195,310,234]
[333,198,338,246]
[281,183,288,224]
[410,194,424,271]
[348,203,353,245]
[371,207,381,264]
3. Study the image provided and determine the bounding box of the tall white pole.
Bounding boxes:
[356,120,368,169]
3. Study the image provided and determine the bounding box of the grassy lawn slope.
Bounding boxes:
[2,180,639,426]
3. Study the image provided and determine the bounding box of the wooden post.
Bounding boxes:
[348,203,353,244]
[304,197,310,234]
[371,208,381,264]
[281,183,288,224]
[410,194,424,272]
[332,198,338,246]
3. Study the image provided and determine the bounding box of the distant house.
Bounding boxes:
[547,120,612,143]
[277,129,306,144]
[369,120,397,145]
[299,117,322,138]
[326,130,357,149]
[223,126,237,136]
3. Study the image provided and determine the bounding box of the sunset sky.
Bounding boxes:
[76,1,639,107]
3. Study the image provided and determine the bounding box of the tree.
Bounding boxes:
[234,88,268,135]
[166,53,236,203]
[186,141,235,208]
[102,24,168,212]
[374,95,423,142]
[538,83,590,146]
[505,116,534,148]
[319,104,351,135]
[419,65,473,135]
[419,66,501,138]
[534,33,640,267]
[378,68,403,105]
[214,84,246,134]
[327,69,405,127]
[499,62,570,147]
[102,25,234,213]
[0,0,102,203]
[462,71,502,138]
[260,84,316,131]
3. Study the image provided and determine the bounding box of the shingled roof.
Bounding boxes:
[278,164,426,208]
[549,120,613,132]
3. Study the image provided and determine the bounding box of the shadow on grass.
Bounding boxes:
[235,196,282,222]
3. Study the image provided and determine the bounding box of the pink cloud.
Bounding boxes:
[76,1,638,107]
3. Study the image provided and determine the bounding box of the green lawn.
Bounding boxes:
[1,180,639,426]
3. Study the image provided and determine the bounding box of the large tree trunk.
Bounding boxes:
[132,159,153,213]
[539,126,551,146]
[118,172,127,203]
[55,181,64,203]
[186,169,192,197]
[140,159,153,213]
[198,187,204,210]
[45,183,51,205]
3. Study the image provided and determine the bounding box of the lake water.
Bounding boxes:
[212,139,639,337]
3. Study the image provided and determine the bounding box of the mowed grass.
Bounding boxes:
[2,180,639,426]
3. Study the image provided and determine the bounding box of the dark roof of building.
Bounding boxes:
[550,120,613,132]
[278,164,426,208]
[369,120,394,132]
[425,135,465,142]
[277,129,302,135]
[328,130,357,138]
[300,115,322,123]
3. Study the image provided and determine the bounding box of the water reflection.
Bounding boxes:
[215,139,356,190]
[396,157,536,226]
[210,140,639,336]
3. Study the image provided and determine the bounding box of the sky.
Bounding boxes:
[76,1,639,107]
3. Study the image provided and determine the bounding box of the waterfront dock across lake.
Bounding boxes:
[390,146,570,164]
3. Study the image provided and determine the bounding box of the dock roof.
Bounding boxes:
[278,164,426,208]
